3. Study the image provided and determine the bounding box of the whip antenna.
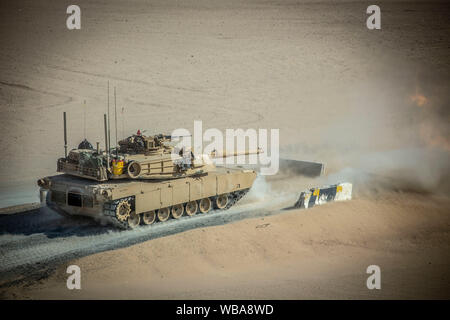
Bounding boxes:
[121,106,125,140]
[114,86,118,158]
[107,81,111,155]
[83,99,86,139]
[104,114,110,170]
[63,112,68,158]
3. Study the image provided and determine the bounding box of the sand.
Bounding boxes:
[0,0,449,299]
[6,192,450,299]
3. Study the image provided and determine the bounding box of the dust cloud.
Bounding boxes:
[283,74,450,197]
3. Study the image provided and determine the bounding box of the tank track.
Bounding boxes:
[224,188,249,210]
[103,189,249,230]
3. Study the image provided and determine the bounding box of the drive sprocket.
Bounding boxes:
[115,199,131,222]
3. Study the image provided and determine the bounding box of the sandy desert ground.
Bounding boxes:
[5,192,450,299]
[0,0,449,299]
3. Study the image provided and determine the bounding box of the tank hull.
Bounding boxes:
[40,167,257,229]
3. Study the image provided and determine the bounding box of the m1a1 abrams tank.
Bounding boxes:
[37,112,260,229]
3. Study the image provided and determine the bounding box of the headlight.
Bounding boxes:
[94,188,112,201]
[37,178,51,189]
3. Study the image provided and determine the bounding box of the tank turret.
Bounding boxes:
[56,113,263,182]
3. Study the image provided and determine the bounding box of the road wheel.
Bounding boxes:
[142,210,156,225]
[215,194,228,209]
[127,213,140,229]
[199,198,211,213]
[157,207,170,222]
[185,201,198,216]
[171,204,184,219]
[116,199,131,221]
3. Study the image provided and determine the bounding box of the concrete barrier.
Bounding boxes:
[294,182,352,209]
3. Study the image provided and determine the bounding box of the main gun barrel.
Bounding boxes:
[209,148,263,159]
